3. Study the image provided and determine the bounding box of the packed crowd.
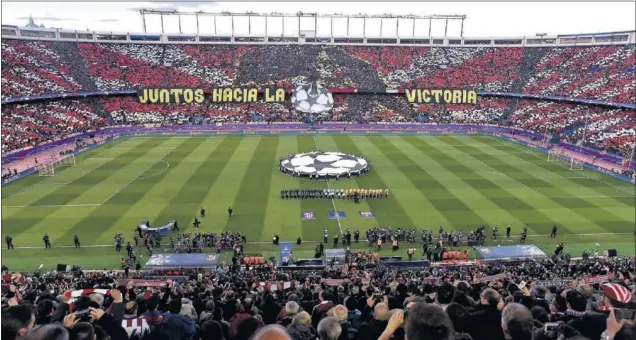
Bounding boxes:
[1,40,634,157]
[3,96,634,160]
[2,255,635,340]
[3,41,633,102]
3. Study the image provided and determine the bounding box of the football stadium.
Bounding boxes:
[1,4,635,340]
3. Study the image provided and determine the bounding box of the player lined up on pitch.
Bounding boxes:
[280,188,389,199]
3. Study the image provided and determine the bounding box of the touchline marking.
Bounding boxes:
[2,204,101,208]
[548,195,636,199]
[495,139,635,197]
[3,232,633,250]
[99,147,178,205]
[312,135,344,237]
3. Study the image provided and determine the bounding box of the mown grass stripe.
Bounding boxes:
[153,137,241,233]
[1,137,131,200]
[343,135,449,229]
[224,136,279,238]
[486,140,636,212]
[92,137,214,243]
[475,140,634,232]
[55,137,195,243]
[190,136,262,234]
[414,136,559,234]
[316,136,377,235]
[333,135,416,229]
[261,136,303,242]
[2,138,162,242]
[368,135,487,231]
[297,136,340,242]
[447,137,615,234]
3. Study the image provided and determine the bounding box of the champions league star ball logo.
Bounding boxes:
[280,151,369,178]
[291,83,334,114]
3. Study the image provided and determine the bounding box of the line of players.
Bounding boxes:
[3,221,558,252]
[2,205,238,252]
[281,188,389,199]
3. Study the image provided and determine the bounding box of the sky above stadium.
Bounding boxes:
[2,1,635,37]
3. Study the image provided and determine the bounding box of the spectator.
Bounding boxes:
[446,303,472,340]
[160,299,196,340]
[317,317,342,340]
[121,301,150,339]
[501,303,533,340]
[229,298,259,339]
[286,322,315,340]
[199,300,216,324]
[466,288,505,340]
[232,317,260,340]
[142,295,163,330]
[26,323,69,340]
[311,291,335,328]
[199,320,225,340]
[356,302,389,340]
[278,301,299,327]
[344,297,362,329]
[2,304,36,340]
[404,303,454,340]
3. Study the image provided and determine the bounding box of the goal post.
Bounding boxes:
[547,150,584,171]
[547,149,562,162]
[58,154,76,167]
[568,158,584,171]
[37,163,55,176]
[37,154,76,176]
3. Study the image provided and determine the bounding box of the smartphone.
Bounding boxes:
[75,309,91,321]
[543,322,559,332]
[614,309,636,321]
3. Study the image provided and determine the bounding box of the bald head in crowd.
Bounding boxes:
[332,304,348,323]
[252,325,292,340]
[374,302,390,321]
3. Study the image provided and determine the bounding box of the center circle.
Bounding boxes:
[279,151,370,179]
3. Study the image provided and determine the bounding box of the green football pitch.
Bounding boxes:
[1,134,634,271]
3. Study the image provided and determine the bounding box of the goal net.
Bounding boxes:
[37,154,76,176]
[547,150,583,170]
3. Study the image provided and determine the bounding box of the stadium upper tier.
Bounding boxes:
[1,39,635,103]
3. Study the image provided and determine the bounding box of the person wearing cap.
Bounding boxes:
[599,283,634,311]
[564,289,609,340]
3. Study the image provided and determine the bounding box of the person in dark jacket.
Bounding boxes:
[446,303,473,340]
[355,302,389,340]
[261,294,282,325]
[35,300,54,326]
[200,320,225,340]
[563,289,607,340]
[501,303,533,340]
[160,299,196,340]
[466,288,505,340]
